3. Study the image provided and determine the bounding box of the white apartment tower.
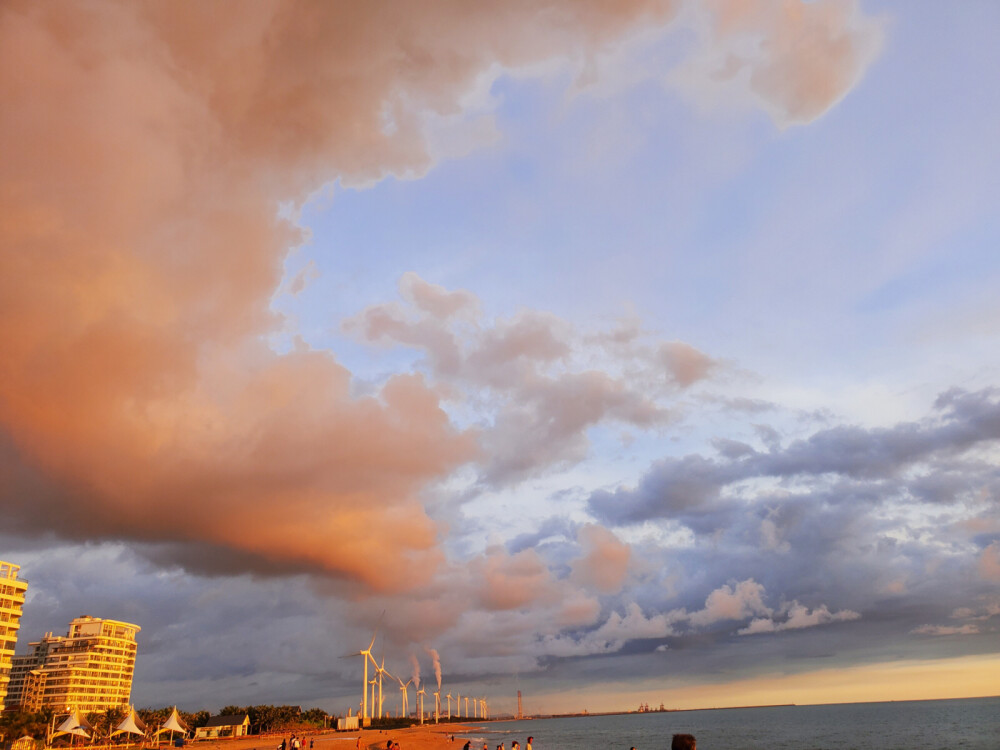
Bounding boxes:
[0,561,29,706]
[4,615,140,713]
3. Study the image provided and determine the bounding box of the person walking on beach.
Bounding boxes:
[526,737,533,750]
[671,735,695,750]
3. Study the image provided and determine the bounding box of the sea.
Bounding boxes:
[460,696,1000,750]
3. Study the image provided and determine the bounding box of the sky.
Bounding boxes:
[1,0,999,717]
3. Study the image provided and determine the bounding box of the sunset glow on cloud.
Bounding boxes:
[2,0,998,714]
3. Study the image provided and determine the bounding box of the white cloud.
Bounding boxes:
[688,579,771,626]
[539,602,681,657]
[738,602,861,635]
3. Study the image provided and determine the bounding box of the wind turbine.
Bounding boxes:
[446,693,452,720]
[397,677,411,718]
[464,696,469,717]
[480,699,487,719]
[416,685,426,724]
[370,677,378,720]
[346,629,378,722]
[373,655,392,719]
[433,690,440,723]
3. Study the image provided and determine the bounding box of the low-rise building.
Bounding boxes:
[3,615,139,713]
[194,714,250,739]
[0,560,29,707]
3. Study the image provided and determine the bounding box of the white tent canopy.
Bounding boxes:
[155,708,187,736]
[53,710,93,739]
[112,708,148,738]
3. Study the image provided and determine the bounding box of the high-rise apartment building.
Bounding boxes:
[4,615,140,713]
[0,561,29,707]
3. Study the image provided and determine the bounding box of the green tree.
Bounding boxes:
[86,706,126,742]
[0,709,53,742]
[300,708,328,727]
[189,711,211,730]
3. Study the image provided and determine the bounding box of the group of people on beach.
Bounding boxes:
[279,736,313,750]
[461,735,532,750]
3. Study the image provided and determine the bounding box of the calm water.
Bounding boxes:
[461,696,1000,750]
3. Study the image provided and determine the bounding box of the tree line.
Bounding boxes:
[0,704,332,744]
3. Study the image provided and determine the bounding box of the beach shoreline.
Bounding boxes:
[182,724,482,750]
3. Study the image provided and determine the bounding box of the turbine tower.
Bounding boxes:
[397,677,411,719]
[464,696,469,717]
[373,655,392,719]
[446,693,452,720]
[433,690,440,723]
[353,630,377,721]
[417,686,426,724]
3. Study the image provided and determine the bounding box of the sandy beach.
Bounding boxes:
[186,724,483,750]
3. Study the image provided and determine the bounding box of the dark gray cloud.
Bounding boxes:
[506,517,579,555]
[590,387,1000,525]
[542,389,1000,694]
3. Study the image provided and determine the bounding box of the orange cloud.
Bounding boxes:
[2,0,682,591]
[0,0,882,597]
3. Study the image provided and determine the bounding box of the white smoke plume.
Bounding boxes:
[409,652,421,690]
[425,646,442,690]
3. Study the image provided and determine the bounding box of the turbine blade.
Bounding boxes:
[368,610,385,650]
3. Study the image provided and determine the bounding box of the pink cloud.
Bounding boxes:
[346,275,704,485]
[570,524,632,594]
[979,542,1000,582]
[692,0,884,126]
